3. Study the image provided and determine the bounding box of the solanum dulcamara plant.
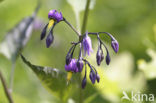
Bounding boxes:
[40,10,119,89]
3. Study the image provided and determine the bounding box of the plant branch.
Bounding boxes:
[81,0,91,34]
[88,32,115,40]
[79,0,91,103]
[63,18,81,36]
[0,70,14,103]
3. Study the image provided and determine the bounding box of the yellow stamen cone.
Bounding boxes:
[67,72,72,82]
[48,19,55,29]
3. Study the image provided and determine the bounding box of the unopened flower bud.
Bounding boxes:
[100,51,104,62]
[66,54,72,65]
[40,24,48,40]
[82,76,87,89]
[106,52,111,65]
[96,49,101,66]
[77,60,84,72]
[96,74,100,83]
[111,40,119,53]
[46,31,54,48]
[89,70,96,84]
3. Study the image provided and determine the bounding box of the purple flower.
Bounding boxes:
[96,74,100,83]
[66,53,72,65]
[82,76,87,89]
[48,10,63,22]
[40,24,48,40]
[82,32,93,56]
[77,60,84,72]
[46,31,54,48]
[65,59,78,73]
[106,52,111,65]
[96,49,104,66]
[111,40,119,53]
[89,70,96,84]
[96,49,101,66]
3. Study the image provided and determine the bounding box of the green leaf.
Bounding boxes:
[20,54,73,102]
[138,49,156,80]
[0,4,40,62]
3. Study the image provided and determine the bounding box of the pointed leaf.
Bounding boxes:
[20,54,72,100]
[0,4,40,62]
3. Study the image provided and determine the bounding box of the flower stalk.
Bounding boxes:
[0,70,14,103]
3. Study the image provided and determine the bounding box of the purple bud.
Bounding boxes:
[111,40,119,53]
[89,70,96,84]
[96,74,100,83]
[66,54,72,65]
[77,60,84,72]
[106,52,111,65]
[100,51,104,62]
[81,76,87,89]
[82,32,93,56]
[40,24,48,40]
[65,59,78,73]
[96,49,101,66]
[46,32,54,48]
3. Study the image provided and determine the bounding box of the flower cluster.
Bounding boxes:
[40,10,119,89]
[40,10,63,48]
[64,32,119,88]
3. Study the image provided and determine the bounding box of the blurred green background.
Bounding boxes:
[0,0,156,103]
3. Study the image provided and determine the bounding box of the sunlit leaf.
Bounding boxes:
[138,49,156,79]
[20,54,73,102]
[0,4,40,62]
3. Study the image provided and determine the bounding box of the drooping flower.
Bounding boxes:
[96,74,100,83]
[65,59,78,73]
[48,10,63,22]
[96,41,104,66]
[111,40,119,53]
[96,49,101,65]
[66,53,72,65]
[96,48,104,66]
[106,51,111,65]
[40,24,48,40]
[77,60,84,72]
[40,10,63,48]
[89,70,96,84]
[46,30,54,48]
[82,32,93,56]
[82,75,87,88]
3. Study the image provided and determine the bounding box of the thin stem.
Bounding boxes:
[78,43,82,60]
[0,70,14,103]
[75,12,81,32]
[81,0,91,34]
[79,0,91,102]
[9,62,16,93]
[63,18,80,36]
[88,32,115,40]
